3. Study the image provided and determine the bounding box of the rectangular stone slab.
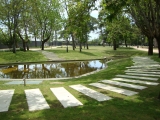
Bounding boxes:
[25,89,50,111]
[0,90,14,112]
[125,71,160,74]
[50,87,83,108]
[70,84,112,101]
[89,83,138,96]
[126,72,160,77]
[5,81,43,85]
[127,69,160,72]
[126,65,160,68]
[112,78,159,85]
[100,80,147,90]
[116,75,158,81]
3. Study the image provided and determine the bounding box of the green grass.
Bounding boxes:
[0,51,47,63]
[47,46,148,60]
[0,46,160,120]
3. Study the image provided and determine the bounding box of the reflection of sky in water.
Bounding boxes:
[89,60,102,68]
[0,60,107,79]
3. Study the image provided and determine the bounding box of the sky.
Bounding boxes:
[89,0,101,40]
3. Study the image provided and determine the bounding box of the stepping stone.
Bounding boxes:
[112,78,159,85]
[5,81,43,85]
[133,62,159,64]
[126,72,160,77]
[25,89,50,111]
[0,90,14,112]
[100,80,147,90]
[70,84,112,101]
[125,71,160,75]
[89,83,138,96]
[116,75,158,81]
[50,87,83,108]
[127,65,160,68]
[127,69,160,72]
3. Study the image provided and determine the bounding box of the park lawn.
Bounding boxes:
[47,46,149,60]
[0,46,160,119]
[0,59,159,119]
[0,51,47,64]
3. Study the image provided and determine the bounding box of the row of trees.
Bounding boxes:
[100,0,160,57]
[0,0,160,57]
[0,0,97,53]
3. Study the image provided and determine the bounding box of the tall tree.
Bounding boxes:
[0,0,23,53]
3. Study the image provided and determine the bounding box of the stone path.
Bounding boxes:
[5,81,43,85]
[112,78,159,85]
[70,84,112,101]
[116,75,158,81]
[89,83,138,96]
[0,90,14,112]
[125,72,160,77]
[100,80,147,90]
[25,89,50,111]
[40,51,63,60]
[50,87,83,108]
[0,56,160,112]
[125,71,160,74]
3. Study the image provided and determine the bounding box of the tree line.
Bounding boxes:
[0,0,160,57]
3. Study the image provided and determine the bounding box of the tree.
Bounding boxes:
[0,0,23,53]
[103,0,160,57]
[32,0,62,50]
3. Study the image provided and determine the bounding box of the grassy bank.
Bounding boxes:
[47,46,149,60]
[0,46,160,120]
[0,51,46,63]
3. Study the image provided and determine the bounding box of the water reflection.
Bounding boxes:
[0,60,107,79]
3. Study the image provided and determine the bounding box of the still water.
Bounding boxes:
[0,60,107,79]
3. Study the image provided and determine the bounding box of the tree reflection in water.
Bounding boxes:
[0,60,107,79]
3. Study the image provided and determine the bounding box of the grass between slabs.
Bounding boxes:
[0,46,160,120]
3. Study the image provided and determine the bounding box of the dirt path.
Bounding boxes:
[131,46,158,53]
[30,48,63,60]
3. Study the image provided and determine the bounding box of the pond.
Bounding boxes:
[0,59,108,79]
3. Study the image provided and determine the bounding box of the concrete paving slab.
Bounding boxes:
[89,83,138,96]
[25,89,50,111]
[112,78,159,85]
[127,65,160,68]
[5,81,43,85]
[125,70,160,75]
[70,84,112,101]
[127,69,160,72]
[0,90,14,112]
[100,80,146,90]
[126,72,160,77]
[50,87,83,108]
[116,75,158,81]
[133,62,159,64]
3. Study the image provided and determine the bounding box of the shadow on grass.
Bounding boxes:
[80,51,97,56]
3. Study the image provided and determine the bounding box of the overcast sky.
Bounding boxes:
[89,0,101,40]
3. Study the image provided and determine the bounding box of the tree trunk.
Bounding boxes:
[113,40,117,50]
[12,32,16,53]
[155,36,160,57]
[35,36,37,47]
[87,43,89,49]
[41,35,50,50]
[79,42,82,52]
[26,42,29,51]
[23,41,26,52]
[41,41,44,50]
[148,37,153,55]
[84,42,86,49]
[71,33,75,50]
[125,39,128,47]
